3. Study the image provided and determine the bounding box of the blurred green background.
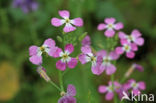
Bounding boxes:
[0,0,156,103]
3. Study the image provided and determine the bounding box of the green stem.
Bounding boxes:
[49,81,61,92]
[111,74,118,103]
[59,71,64,91]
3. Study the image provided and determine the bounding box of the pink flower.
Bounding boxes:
[58,84,76,103]
[123,79,146,95]
[78,45,101,75]
[29,38,58,65]
[37,66,51,82]
[132,63,144,72]
[55,44,78,71]
[51,10,83,33]
[118,30,144,46]
[98,81,121,101]
[115,41,138,59]
[97,50,119,75]
[97,17,123,37]
[81,35,91,46]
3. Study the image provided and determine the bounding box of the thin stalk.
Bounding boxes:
[49,81,61,92]
[59,71,64,91]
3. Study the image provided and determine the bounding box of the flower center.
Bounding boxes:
[108,24,114,29]
[91,56,96,62]
[104,58,110,63]
[40,46,45,52]
[132,83,138,88]
[62,54,69,60]
[124,45,130,51]
[65,18,70,23]
[108,86,114,91]
[128,36,133,41]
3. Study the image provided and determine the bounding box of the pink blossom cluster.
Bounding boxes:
[98,79,146,101]
[28,10,146,103]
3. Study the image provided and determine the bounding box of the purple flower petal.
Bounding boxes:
[114,22,123,30]
[71,18,83,27]
[126,51,135,59]
[98,85,107,93]
[51,18,64,27]
[97,50,107,57]
[118,32,127,39]
[104,29,115,37]
[134,37,144,46]
[91,64,102,75]
[106,64,116,75]
[115,47,124,55]
[81,45,92,54]
[105,18,116,24]
[67,84,76,96]
[43,38,56,48]
[79,54,90,64]
[81,35,91,46]
[131,29,141,38]
[97,23,106,30]
[53,47,62,58]
[67,58,78,69]
[105,92,114,100]
[138,82,146,90]
[133,63,144,72]
[58,96,76,103]
[59,10,70,19]
[109,51,119,60]
[65,44,74,54]
[29,45,38,56]
[63,24,76,33]
[29,55,42,65]
[56,60,66,71]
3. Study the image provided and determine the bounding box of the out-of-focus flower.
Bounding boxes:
[12,0,38,13]
[123,79,146,95]
[81,35,91,46]
[98,81,121,101]
[51,10,83,33]
[125,63,144,78]
[118,30,144,46]
[29,38,58,65]
[58,84,76,103]
[97,17,123,37]
[37,66,51,82]
[115,41,138,59]
[55,44,78,71]
[79,45,101,75]
[96,50,119,75]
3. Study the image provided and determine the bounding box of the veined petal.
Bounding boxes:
[65,44,74,54]
[106,64,116,75]
[104,29,115,37]
[126,51,135,59]
[131,29,141,38]
[114,22,123,30]
[98,85,108,93]
[115,47,124,55]
[97,23,106,30]
[109,51,119,60]
[56,60,66,71]
[105,92,114,100]
[118,32,127,39]
[29,55,42,65]
[43,38,56,48]
[91,63,102,75]
[48,47,58,57]
[67,84,76,96]
[67,58,78,69]
[130,43,138,51]
[63,23,76,32]
[134,37,144,46]
[105,17,116,24]
[71,18,83,27]
[138,82,146,90]
[97,50,107,57]
[51,18,64,27]
[53,47,62,58]
[81,45,92,54]
[59,10,70,19]
[79,54,90,64]
[29,45,38,56]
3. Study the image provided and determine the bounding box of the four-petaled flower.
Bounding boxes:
[51,10,83,33]
[118,30,144,46]
[55,44,78,71]
[97,50,119,75]
[98,81,121,100]
[79,45,101,75]
[115,41,138,59]
[123,79,146,95]
[97,17,123,37]
[58,84,76,103]
[29,38,58,65]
